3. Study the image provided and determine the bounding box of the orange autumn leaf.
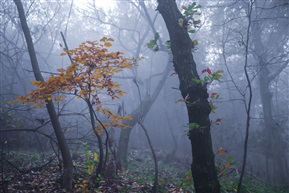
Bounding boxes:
[95,126,104,135]
[225,162,231,168]
[104,42,112,47]
[14,37,140,130]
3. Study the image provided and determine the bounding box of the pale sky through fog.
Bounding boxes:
[74,0,115,10]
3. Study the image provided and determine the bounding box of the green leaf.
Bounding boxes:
[188,30,196,34]
[189,123,200,130]
[147,32,160,51]
[147,40,156,49]
[204,76,210,82]
[227,155,233,160]
[165,41,171,49]
[192,78,202,84]
[193,39,198,46]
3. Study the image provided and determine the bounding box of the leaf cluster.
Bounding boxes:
[192,68,223,84]
[181,2,202,34]
[146,33,160,52]
[15,37,134,128]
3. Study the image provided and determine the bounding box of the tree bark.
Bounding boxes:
[13,0,73,190]
[157,1,220,192]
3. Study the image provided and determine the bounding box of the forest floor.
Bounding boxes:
[1,148,288,193]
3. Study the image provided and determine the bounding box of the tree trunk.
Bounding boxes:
[117,60,172,168]
[157,1,220,192]
[252,5,289,185]
[13,0,73,190]
[259,70,288,185]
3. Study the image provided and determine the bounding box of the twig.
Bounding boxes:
[138,121,158,193]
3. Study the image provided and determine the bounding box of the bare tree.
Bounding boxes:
[251,0,289,186]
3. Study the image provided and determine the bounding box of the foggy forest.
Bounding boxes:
[0,0,288,192]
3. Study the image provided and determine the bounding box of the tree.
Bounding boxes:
[13,0,73,190]
[16,36,134,185]
[80,0,174,168]
[157,1,220,192]
[217,0,289,187]
[251,0,289,185]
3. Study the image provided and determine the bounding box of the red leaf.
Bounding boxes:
[216,118,222,122]
[217,147,228,154]
[207,68,212,75]
[211,92,218,98]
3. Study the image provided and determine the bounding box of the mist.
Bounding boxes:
[0,0,288,192]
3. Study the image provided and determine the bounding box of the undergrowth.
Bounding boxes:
[1,148,288,192]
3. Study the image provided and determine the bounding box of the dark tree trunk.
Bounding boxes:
[157,1,220,192]
[14,0,73,190]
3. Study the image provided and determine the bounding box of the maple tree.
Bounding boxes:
[16,37,134,182]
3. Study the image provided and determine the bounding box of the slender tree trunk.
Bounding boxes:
[257,52,288,186]
[86,101,104,180]
[157,1,220,192]
[117,1,172,168]
[138,122,158,193]
[117,61,172,168]
[13,0,73,190]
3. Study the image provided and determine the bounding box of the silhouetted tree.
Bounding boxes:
[13,0,73,190]
[157,0,220,192]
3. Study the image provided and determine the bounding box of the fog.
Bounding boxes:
[0,0,288,192]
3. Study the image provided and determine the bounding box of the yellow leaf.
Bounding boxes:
[95,126,104,135]
[178,18,183,27]
[104,42,112,47]
[176,99,186,103]
[123,115,133,120]
[60,53,66,56]
[93,153,98,161]
[86,151,91,157]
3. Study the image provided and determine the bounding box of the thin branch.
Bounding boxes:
[237,0,254,192]
[138,121,158,193]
